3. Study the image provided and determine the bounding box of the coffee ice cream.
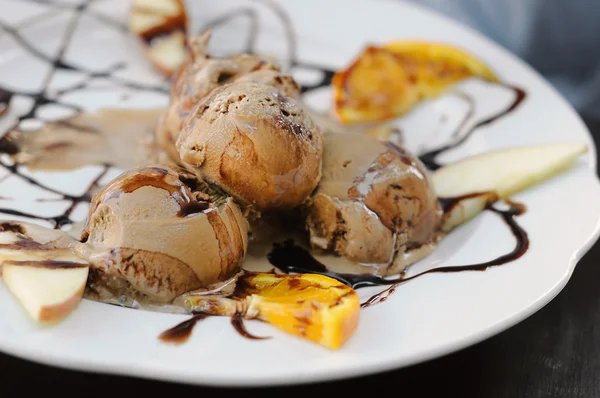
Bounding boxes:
[177,81,323,211]
[156,31,280,163]
[234,69,301,98]
[81,165,249,303]
[305,133,442,275]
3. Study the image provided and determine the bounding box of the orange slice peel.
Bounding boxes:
[333,41,499,124]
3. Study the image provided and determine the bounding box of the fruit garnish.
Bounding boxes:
[185,272,360,350]
[432,143,588,198]
[432,143,588,232]
[439,192,497,233]
[3,259,89,325]
[0,223,89,324]
[333,41,498,124]
[129,0,188,77]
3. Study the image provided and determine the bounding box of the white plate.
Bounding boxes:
[0,0,599,387]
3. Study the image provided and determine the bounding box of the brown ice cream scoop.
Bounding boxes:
[177,81,323,211]
[305,133,441,274]
[81,165,249,303]
[234,69,301,98]
[156,31,279,163]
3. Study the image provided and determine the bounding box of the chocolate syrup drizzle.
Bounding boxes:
[0,0,164,229]
[198,7,260,55]
[159,312,210,344]
[419,85,527,170]
[230,314,270,340]
[267,199,529,308]
[0,1,532,342]
[159,312,269,344]
[0,0,166,124]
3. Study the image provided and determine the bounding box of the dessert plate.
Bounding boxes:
[0,0,599,387]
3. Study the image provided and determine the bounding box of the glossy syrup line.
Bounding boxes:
[361,202,528,307]
[159,312,210,344]
[266,200,529,308]
[419,84,527,170]
[0,163,110,229]
[0,0,169,228]
[0,4,166,122]
[230,314,271,340]
[160,312,270,344]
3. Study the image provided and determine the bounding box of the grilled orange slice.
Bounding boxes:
[185,272,360,350]
[333,41,499,124]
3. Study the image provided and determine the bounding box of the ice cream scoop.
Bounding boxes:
[305,133,441,275]
[177,81,323,211]
[81,165,249,303]
[156,31,279,163]
[234,69,300,98]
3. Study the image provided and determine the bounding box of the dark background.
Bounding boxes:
[1,118,599,397]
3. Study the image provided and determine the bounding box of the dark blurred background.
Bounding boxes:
[405,0,600,123]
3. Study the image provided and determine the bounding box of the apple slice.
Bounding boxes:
[440,192,497,233]
[129,0,188,77]
[3,256,89,325]
[0,221,89,324]
[432,143,588,198]
[0,221,83,276]
[432,143,588,231]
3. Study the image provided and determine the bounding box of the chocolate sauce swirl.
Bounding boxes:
[419,85,527,170]
[267,199,529,308]
[159,313,210,344]
[160,312,269,344]
[230,314,270,340]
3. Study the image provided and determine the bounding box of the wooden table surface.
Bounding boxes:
[2,119,599,397]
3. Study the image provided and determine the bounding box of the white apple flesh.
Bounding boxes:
[0,223,89,324]
[432,143,588,232]
[145,31,187,76]
[432,143,588,198]
[2,257,89,324]
[440,192,497,233]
